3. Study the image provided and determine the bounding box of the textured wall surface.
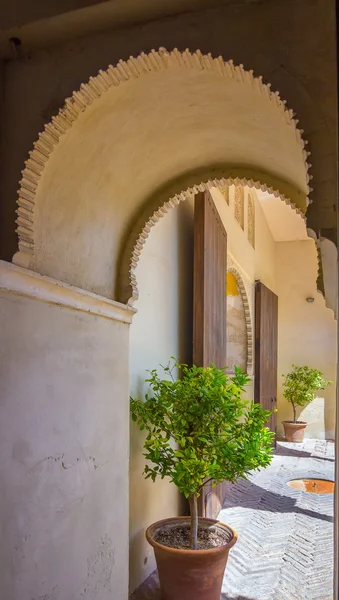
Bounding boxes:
[0,290,130,600]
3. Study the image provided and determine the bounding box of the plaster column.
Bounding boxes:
[0,261,136,600]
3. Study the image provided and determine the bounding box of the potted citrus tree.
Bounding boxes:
[130,360,274,600]
[282,364,332,442]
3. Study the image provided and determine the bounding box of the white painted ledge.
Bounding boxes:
[0,261,137,324]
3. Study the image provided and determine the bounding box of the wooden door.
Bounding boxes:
[193,190,227,518]
[254,281,278,444]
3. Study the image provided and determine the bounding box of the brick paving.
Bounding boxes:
[131,440,335,600]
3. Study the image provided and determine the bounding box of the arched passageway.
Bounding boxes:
[127,178,337,594]
[128,182,336,597]
[0,48,317,600]
[13,48,309,302]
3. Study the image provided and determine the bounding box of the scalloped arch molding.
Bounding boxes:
[13,47,311,303]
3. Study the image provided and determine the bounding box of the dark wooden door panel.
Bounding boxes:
[255,281,278,444]
[193,190,227,518]
[193,190,227,369]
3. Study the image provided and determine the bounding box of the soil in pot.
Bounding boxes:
[146,517,237,600]
[282,420,307,443]
[153,521,232,550]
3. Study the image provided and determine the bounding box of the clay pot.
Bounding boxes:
[145,516,237,600]
[282,420,307,442]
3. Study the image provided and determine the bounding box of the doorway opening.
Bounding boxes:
[129,183,336,598]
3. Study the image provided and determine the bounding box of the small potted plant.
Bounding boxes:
[130,360,274,600]
[282,364,332,443]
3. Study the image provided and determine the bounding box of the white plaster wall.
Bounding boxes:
[129,199,194,592]
[211,187,276,293]
[0,291,130,600]
[253,191,276,293]
[276,240,337,439]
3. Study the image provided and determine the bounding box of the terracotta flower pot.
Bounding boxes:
[146,516,237,600]
[282,420,307,442]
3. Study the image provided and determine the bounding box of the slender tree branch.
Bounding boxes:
[291,400,296,423]
[198,477,215,492]
[188,494,198,550]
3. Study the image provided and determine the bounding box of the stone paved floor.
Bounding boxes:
[131,440,334,600]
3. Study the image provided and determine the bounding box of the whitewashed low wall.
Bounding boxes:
[0,261,134,600]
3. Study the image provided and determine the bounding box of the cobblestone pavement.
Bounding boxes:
[131,440,334,600]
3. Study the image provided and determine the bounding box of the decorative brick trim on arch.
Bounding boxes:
[307,228,322,281]
[306,227,337,318]
[15,47,312,267]
[123,177,306,305]
[227,263,254,375]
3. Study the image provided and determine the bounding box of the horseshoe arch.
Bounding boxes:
[13,48,311,303]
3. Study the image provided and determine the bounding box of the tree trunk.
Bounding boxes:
[292,401,297,423]
[189,494,198,550]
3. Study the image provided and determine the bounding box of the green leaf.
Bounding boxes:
[130,358,274,500]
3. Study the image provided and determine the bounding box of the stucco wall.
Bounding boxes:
[129,199,194,592]
[212,186,276,292]
[1,0,335,266]
[0,289,130,600]
[276,240,337,439]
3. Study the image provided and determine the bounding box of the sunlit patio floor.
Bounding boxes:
[131,440,334,600]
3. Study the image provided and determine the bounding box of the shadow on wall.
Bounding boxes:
[129,377,154,584]
[129,199,194,593]
[177,198,194,364]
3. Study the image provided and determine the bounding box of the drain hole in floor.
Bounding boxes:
[287,478,334,494]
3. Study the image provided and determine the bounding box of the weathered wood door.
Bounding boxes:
[193,190,227,518]
[254,281,278,445]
